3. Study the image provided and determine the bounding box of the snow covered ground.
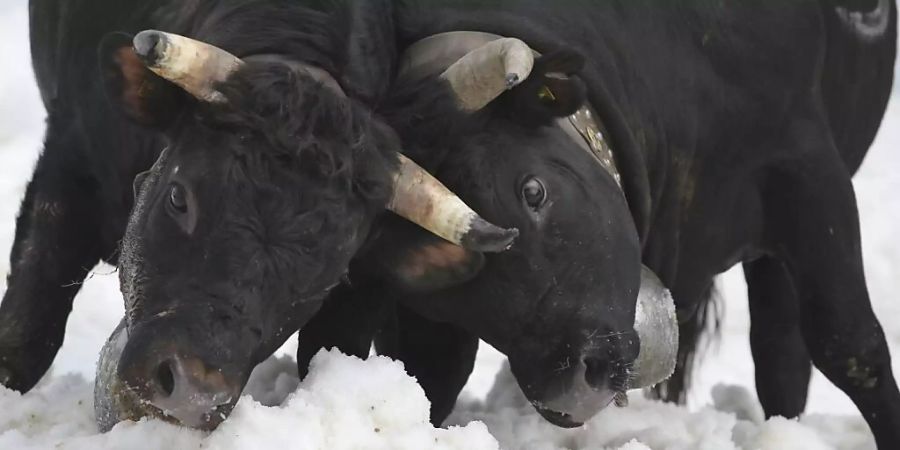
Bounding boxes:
[1,1,898,448]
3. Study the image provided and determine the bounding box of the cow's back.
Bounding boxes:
[820,0,896,174]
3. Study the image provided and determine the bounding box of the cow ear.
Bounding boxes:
[98,32,186,129]
[500,49,588,125]
[374,221,485,293]
[534,49,587,114]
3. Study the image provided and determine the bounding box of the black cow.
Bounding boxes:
[297,0,900,447]
[2,0,517,430]
[297,37,679,427]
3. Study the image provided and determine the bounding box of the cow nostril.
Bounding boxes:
[582,357,610,387]
[156,360,176,397]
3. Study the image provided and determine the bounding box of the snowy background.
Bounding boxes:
[1,1,898,449]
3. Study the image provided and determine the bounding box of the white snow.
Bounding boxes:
[1,0,898,448]
[1,350,499,450]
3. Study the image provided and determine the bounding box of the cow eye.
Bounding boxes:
[522,177,547,209]
[168,183,188,214]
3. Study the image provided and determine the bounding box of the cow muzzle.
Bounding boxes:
[526,357,620,427]
[518,266,677,427]
[125,354,240,430]
[95,319,248,431]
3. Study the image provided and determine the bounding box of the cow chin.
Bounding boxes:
[510,350,625,429]
[526,368,618,428]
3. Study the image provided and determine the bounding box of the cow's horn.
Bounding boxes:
[629,266,679,389]
[133,30,243,103]
[388,154,518,252]
[440,38,535,112]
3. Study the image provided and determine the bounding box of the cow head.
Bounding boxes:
[370,35,676,427]
[97,30,517,429]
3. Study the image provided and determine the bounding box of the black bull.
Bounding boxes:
[344,1,896,446]
[5,0,521,430]
[299,3,900,445]
[1,0,898,446]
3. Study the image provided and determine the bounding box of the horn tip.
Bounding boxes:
[460,219,519,253]
[133,30,164,66]
[505,73,520,89]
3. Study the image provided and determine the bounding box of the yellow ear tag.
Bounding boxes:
[538,85,556,102]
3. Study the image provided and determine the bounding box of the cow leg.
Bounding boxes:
[769,145,900,448]
[0,124,103,392]
[744,257,811,418]
[376,304,479,426]
[295,282,390,379]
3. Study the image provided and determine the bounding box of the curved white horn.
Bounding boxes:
[388,154,518,252]
[133,30,243,102]
[629,266,679,389]
[440,37,535,111]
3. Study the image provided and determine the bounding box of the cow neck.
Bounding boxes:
[397,31,623,192]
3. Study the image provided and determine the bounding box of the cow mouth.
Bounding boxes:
[145,400,235,431]
[129,395,232,430]
[527,379,619,428]
[533,406,585,428]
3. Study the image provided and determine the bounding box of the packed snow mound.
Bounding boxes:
[0,349,499,450]
[447,361,875,450]
[0,350,877,450]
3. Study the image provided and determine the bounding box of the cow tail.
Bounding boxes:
[651,283,722,404]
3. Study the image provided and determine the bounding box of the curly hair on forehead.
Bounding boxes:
[197,61,399,208]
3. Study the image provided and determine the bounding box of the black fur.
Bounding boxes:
[2,1,401,428]
[299,2,900,447]
[6,1,900,445]
[302,50,643,429]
